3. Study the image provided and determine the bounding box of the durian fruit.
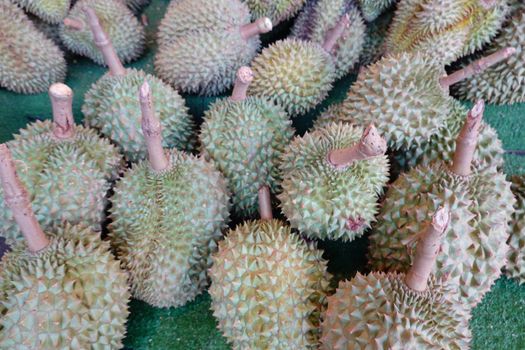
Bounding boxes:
[291,0,366,79]
[0,144,130,349]
[321,207,472,349]
[0,0,66,94]
[368,100,515,308]
[0,83,122,247]
[209,185,332,349]
[385,0,510,64]
[12,0,70,23]
[82,8,194,162]
[279,123,389,241]
[60,0,145,66]
[505,175,525,284]
[200,67,294,218]
[243,0,306,25]
[109,81,230,308]
[357,0,395,22]
[455,2,525,104]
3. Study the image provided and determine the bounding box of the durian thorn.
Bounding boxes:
[405,206,450,292]
[450,100,484,176]
[240,17,272,40]
[258,185,273,220]
[63,17,84,30]
[0,144,49,253]
[328,124,387,169]
[439,47,516,88]
[322,13,350,53]
[83,7,126,76]
[49,83,75,140]
[231,66,254,102]
[139,81,169,172]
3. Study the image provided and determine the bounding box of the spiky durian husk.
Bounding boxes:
[12,0,70,23]
[279,123,389,241]
[200,97,294,218]
[505,176,525,284]
[0,0,66,94]
[155,30,259,96]
[83,68,195,162]
[157,0,251,47]
[249,38,335,117]
[29,13,63,47]
[320,273,471,349]
[109,149,230,308]
[369,162,515,308]
[209,219,331,350]
[0,225,130,349]
[59,0,145,66]
[243,0,306,25]
[455,3,525,104]
[358,10,392,66]
[357,0,395,22]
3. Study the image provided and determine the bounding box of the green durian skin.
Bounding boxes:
[249,38,336,117]
[320,273,471,350]
[0,120,123,247]
[12,0,70,23]
[369,162,515,308]
[82,68,195,163]
[59,0,145,66]
[209,219,332,350]
[200,96,294,218]
[506,175,525,284]
[109,149,230,308]
[279,122,389,241]
[243,0,306,25]
[0,225,130,349]
[0,0,66,94]
[357,0,395,22]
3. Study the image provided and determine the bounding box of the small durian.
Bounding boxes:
[12,0,70,24]
[200,67,294,218]
[243,0,307,26]
[109,81,230,308]
[0,0,66,94]
[505,175,525,284]
[321,207,472,349]
[209,186,331,349]
[279,123,389,241]
[0,83,122,247]
[368,101,515,308]
[60,0,145,66]
[82,8,194,162]
[0,145,130,349]
[357,0,395,22]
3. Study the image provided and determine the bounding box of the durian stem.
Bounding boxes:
[240,17,273,40]
[0,144,49,253]
[328,124,387,169]
[322,13,350,53]
[139,81,169,172]
[49,83,75,139]
[258,185,273,220]
[84,7,126,76]
[450,100,484,176]
[63,17,84,30]
[231,67,254,102]
[439,47,516,88]
[405,207,450,292]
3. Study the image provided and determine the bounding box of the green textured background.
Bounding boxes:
[1,1,525,349]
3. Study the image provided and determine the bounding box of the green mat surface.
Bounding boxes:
[1,1,525,349]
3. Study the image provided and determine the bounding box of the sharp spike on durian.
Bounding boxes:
[258,185,272,221]
[322,13,350,53]
[49,83,75,139]
[240,17,272,40]
[230,66,254,102]
[63,17,84,30]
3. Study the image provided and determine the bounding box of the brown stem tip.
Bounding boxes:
[230,66,254,102]
[322,13,350,53]
[49,83,75,139]
[258,185,273,221]
[240,17,273,40]
[63,17,84,30]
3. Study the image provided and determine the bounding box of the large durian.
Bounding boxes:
[357,0,395,22]
[0,144,130,349]
[109,81,230,308]
[209,186,331,349]
[60,0,145,66]
[505,175,525,284]
[81,8,194,163]
[368,101,515,308]
[0,0,66,94]
[321,207,472,349]
[243,0,306,25]
[12,0,70,23]
[0,83,122,247]
[279,123,389,241]
[200,67,293,218]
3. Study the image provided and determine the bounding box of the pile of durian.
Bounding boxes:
[1,0,525,348]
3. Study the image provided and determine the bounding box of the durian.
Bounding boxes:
[200,67,293,218]
[209,186,331,349]
[279,123,389,241]
[357,0,395,22]
[109,81,230,308]
[243,0,306,25]
[368,101,515,308]
[81,8,194,162]
[321,207,472,349]
[505,175,525,284]
[12,0,70,23]
[60,0,145,66]
[0,0,66,94]
[0,83,122,247]
[0,144,130,349]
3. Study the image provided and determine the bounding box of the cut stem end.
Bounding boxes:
[49,83,75,139]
